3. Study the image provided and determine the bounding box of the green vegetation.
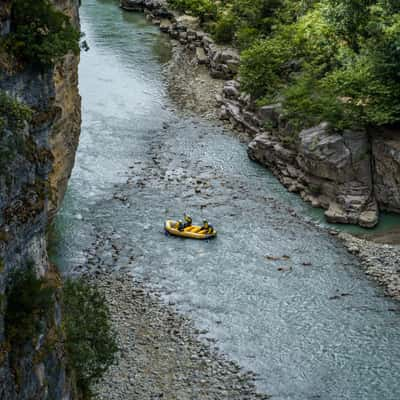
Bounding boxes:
[167,0,400,130]
[1,0,80,67]
[0,91,33,170]
[168,0,218,22]
[4,268,116,399]
[0,91,32,134]
[63,278,117,399]
[5,267,54,346]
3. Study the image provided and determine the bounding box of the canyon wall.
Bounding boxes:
[0,1,81,398]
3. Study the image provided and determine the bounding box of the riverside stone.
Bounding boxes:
[159,18,171,32]
[195,46,208,64]
[120,0,144,11]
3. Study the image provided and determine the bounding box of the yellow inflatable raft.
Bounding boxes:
[165,220,217,240]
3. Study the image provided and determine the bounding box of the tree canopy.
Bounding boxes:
[168,0,400,130]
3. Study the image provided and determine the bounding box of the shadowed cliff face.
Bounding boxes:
[0,1,81,399]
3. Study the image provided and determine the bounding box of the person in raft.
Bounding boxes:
[202,220,214,234]
[176,214,191,231]
[183,214,193,229]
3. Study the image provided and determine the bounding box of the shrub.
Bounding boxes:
[235,26,260,49]
[5,267,54,346]
[212,10,237,43]
[3,0,80,67]
[240,28,300,100]
[63,278,117,399]
[282,74,347,131]
[167,0,217,22]
[0,91,32,134]
[230,0,284,35]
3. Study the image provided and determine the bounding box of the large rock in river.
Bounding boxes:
[297,124,378,227]
[248,123,379,227]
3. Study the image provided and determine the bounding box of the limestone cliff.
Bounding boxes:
[49,0,82,219]
[0,1,81,398]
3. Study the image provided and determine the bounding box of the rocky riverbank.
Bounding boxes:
[88,271,270,400]
[166,42,224,120]
[339,233,400,300]
[120,0,400,231]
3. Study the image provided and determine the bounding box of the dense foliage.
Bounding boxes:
[2,0,80,67]
[5,267,54,346]
[168,0,400,130]
[63,278,117,399]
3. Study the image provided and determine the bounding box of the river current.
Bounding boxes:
[51,1,400,399]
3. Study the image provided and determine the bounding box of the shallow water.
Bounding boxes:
[51,1,400,399]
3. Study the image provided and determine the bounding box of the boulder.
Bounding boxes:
[120,0,144,11]
[248,134,297,176]
[223,83,240,100]
[176,15,200,31]
[257,104,281,127]
[249,124,379,227]
[144,0,164,9]
[195,47,208,64]
[159,19,171,32]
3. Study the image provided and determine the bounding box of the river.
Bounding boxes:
[50,1,400,399]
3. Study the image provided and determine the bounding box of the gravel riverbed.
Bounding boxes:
[90,271,270,400]
[339,233,400,300]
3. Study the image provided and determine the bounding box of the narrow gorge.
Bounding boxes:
[1,0,400,399]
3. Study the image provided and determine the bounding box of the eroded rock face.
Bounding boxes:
[248,125,378,227]
[48,0,81,219]
[48,50,81,219]
[373,130,400,213]
[297,125,377,227]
